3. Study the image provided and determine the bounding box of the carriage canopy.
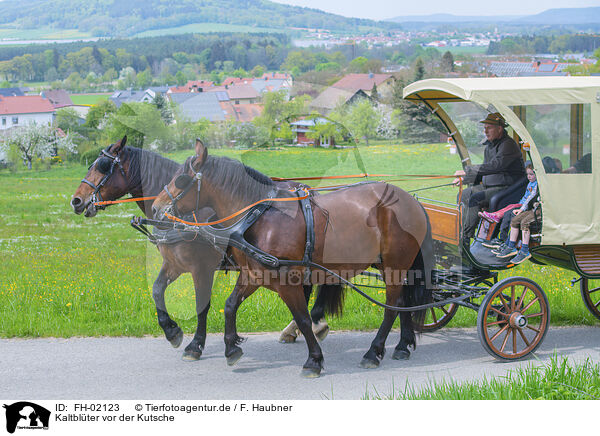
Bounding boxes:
[403,77,600,246]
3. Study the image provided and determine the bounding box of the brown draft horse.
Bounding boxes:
[152,140,434,377]
[71,137,338,360]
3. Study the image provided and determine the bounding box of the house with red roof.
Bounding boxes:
[167,80,214,94]
[0,95,55,130]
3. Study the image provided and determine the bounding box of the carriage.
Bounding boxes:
[403,76,600,359]
[75,76,600,374]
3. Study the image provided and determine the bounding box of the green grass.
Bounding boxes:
[0,143,597,338]
[134,22,283,38]
[0,26,90,41]
[70,93,112,106]
[369,355,600,400]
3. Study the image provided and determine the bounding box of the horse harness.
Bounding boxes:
[138,158,316,284]
[82,147,126,210]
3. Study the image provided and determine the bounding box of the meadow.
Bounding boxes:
[0,142,598,338]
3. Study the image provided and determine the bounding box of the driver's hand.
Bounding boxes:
[453,170,465,186]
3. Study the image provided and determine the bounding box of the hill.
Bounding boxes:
[389,7,600,25]
[0,0,401,38]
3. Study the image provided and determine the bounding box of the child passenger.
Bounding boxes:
[479,164,537,252]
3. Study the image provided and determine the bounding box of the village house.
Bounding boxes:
[290,117,336,147]
[329,73,396,98]
[0,95,55,130]
[309,87,370,114]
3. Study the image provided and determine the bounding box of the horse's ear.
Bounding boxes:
[193,138,207,171]
[112,136,127,154]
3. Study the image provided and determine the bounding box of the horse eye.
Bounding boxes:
[96,158,112,174]
[174,174,193,189]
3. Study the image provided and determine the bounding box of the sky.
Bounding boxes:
[269,0,600,21]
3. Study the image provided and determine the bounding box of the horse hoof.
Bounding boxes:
[300,367,321,378]
[314,325,330,342]
[359,358,380,369]
[182,351,202,362]
[279,333,297,344]
[226,349,243,366]
[392,349,410,360]
[168,329,184,348]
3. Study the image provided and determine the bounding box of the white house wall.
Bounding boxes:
[0,112,54,130]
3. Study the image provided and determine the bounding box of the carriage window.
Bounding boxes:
[439,102,512,165]
[524,104,592,174]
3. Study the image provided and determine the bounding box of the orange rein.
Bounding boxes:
[165,189,311,227]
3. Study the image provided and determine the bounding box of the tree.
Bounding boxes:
[107,102,170,148]
[441,51,455,73]
[370,83,379,102]
[84,99,117,130]
[413,57,425,82]
[348,56,368,73]
[345,99,380,146]
[253,90,311,145]
[54,107,82,134]
[1,123,76,169]
[152,93,174,124]
[306,118,343,147]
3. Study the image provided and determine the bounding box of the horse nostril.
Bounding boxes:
[71,197,82,207]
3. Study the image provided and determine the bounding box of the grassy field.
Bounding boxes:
[0,142,598,338]
[0,26,90,41]
[134,22,283,38]
[370,355,600,400]
[70,93,112,106]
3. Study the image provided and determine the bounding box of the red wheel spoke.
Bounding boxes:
[490,323,509,342]
[517,327,531,347]
[512,329,517,354]
[516,288,529,311]
[489,306,507,318]
[430,308,438,324]
[499,293,510,312]
[526,324,540,333]
[594,300,600,309]
[525,312,544,318]
[500,328,511,353]
[510,285,515,311]
[487,319,508,326]
[440,306,450,315]
[522,296,540,313]
[588,286,600,294]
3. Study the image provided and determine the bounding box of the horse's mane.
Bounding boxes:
[202,155,275,204]
[123,146,182,196]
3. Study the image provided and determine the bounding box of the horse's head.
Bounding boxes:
[152,138,208,221]
[71,136,129,217]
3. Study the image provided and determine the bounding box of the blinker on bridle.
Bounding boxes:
[81,147,126,210]
[163,155,203,217]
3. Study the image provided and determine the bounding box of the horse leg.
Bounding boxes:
[360,285,403,369]
[278,284,311,343]
[182,258,219,361]
[392,312,415,360]
[223,282,258,366]
[278,284,324,378]
[182,303,210,361]
[153,264,183,348]
[309,284,333,341]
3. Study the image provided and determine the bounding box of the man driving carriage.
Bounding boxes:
[453,112,525,240]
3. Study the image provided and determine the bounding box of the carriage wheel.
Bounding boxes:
[422,303,459,332]
[477,277,549,361]
[580,278,600,321]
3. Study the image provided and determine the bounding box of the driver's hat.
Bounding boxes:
[480,112,507,127]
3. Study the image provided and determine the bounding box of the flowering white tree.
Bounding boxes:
[0,122,76,169]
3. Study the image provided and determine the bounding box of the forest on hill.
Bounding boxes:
[0,0,401,37]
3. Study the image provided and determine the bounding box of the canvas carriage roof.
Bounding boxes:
[403,77,600,246]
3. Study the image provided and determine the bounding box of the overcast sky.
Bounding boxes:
[270,0,600,21]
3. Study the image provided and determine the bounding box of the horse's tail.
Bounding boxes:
[309,283,347,321]
[406,205,434,332]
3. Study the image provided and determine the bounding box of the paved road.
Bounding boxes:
[2,327,599,400]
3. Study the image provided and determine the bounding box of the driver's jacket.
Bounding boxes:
[462,132,525,187]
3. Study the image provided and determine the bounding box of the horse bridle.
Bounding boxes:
[162,156,203,218]
[82,147,126,210]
